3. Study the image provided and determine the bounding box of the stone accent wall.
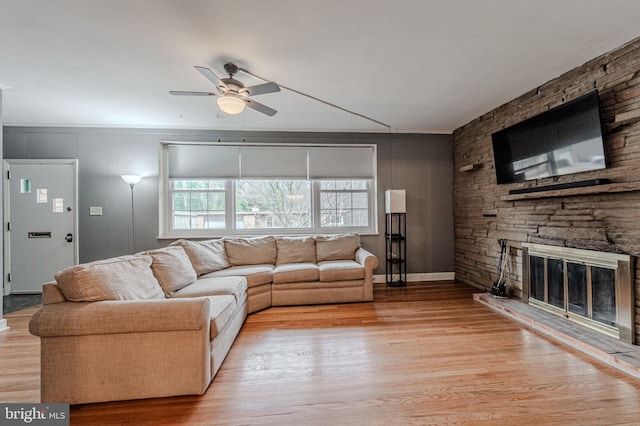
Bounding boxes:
[453,36,640,342]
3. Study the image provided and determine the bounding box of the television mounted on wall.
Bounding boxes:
[491,90,607,186]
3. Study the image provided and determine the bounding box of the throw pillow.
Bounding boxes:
[55,254,165,302]
[170,239,230,276]
[315,233,361,261]
[145,246,197,296]
[225,236,277,266]
[276,236,316,264]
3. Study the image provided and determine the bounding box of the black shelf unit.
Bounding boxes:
[385,212,406,287]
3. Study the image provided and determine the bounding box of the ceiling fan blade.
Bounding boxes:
[169,91,217,96]
[244,98,277,116]
[195,66,227,93]
[244,82,280,97]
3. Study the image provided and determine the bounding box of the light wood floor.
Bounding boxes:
[3,281,640,425]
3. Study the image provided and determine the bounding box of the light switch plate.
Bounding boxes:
[89,206,103,216]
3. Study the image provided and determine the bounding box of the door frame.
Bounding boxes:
[3,159,79,295]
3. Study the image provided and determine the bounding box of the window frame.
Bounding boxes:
[316,180,371,229]
[158,142,378,238]
[170,179,227,231]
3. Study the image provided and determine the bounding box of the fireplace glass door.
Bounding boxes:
[592,266,616,327]
[529,256,616,329]
[523,242,634,344]
[567,262,587,317]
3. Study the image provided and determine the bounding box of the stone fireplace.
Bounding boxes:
[522,243,635,344]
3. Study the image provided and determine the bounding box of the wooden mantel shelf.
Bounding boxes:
[501,182,640,201]
[614,108,640,126]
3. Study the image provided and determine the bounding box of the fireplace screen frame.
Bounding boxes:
[522,243,635,344]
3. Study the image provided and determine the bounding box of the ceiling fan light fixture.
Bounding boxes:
[217,94,246,115]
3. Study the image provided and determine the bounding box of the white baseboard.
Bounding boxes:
[0,318,8,333]
[373,272,455,284]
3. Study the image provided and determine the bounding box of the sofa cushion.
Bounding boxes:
[55,255,165,302]
[171,276,247,304]
[201,265,273,288]
[276,236,316,265]
[272,280,363,291]
[317,260,365,282]
[247,284,271,314]
[272,263,319,284]
[225,236,277,266]
[205,295,238,340]
[145,246,197,296]
[315,233,361,262]
[170,239,230,276]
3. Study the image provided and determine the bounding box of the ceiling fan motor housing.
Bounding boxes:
[224,62,240,77]
[221,78,246,95]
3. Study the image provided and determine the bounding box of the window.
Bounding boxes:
[171,180,225,230]
[320,180,369,228]
[160,143,377,237]
[235,179,311,230]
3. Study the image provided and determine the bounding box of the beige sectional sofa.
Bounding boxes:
[29,234,378,405]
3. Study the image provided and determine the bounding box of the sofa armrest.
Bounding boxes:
[29,297,211,338]
[356,247,379,270]
[356,247,378,302]
[42,282,67,305]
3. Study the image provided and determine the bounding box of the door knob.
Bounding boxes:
[65,233,73,242]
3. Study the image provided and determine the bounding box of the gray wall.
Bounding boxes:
[0,91,4,322]
[3,127,454,274]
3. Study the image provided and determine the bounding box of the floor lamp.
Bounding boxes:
[122,174,142,253]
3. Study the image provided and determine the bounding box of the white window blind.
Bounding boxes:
[167,143,376,180]
[168,145,239,178]
[239,146,308,178]
[308,146,375,178]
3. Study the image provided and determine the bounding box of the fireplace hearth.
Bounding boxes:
[522,243,635,344]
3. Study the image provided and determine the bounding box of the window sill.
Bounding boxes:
[157,229,380,240]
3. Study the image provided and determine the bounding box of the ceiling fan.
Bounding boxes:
[170,63,280,116]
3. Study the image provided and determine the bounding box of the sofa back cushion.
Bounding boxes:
[170,239,230,276]
[145,246,197,296]
[225,236,277,266]
[276,236,316,265]
[315,233,361,261]
[55,255,165,302]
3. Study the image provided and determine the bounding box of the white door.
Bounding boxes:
[4,160,78,294]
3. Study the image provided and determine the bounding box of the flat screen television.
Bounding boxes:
[492,90,606,185]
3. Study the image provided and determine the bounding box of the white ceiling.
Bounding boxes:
[2,0,640,134]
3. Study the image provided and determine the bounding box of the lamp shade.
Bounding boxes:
[217,95,246,115]
[385,189,406,213]
[121,174,142,185]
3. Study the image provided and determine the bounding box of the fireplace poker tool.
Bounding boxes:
[490,239,509,298]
